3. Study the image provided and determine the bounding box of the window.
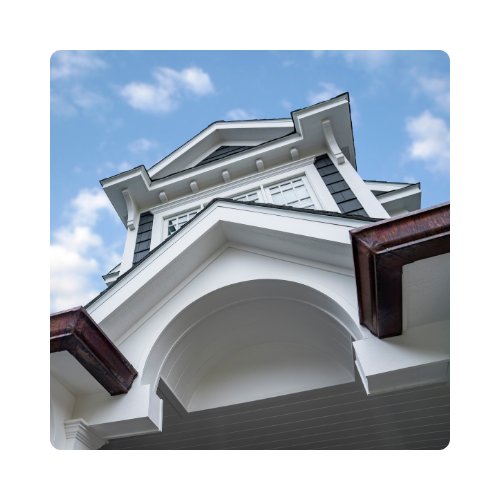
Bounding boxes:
[234,191,260,203]
[268,179,315,209]
[167,209,199,236]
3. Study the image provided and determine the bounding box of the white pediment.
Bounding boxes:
[149,120,295,180]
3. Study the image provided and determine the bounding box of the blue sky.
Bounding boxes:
[50,50,450,312]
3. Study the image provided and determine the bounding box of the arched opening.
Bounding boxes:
[144,279,362,413]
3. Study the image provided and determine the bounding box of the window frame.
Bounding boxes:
[232,189,263,203]
[162,205,203,240]
[264,175,320,210]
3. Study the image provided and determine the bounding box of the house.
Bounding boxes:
[50,93,450,450]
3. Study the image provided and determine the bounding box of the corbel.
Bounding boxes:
[222,170,231,183]
[290,148,299,161]
[256,159,265,172]
[122,188,138,230]
[190,181,199,194]
[322,119,345,164]
[159,191,168,204]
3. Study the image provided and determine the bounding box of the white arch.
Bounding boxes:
[141,278,364,412]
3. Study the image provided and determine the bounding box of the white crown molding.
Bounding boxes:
[64,419,108,450]
[150,156,316,215]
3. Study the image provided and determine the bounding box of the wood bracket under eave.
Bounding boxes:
[50,306,138,396]
[322,118,345,165]
[122,188,138,230]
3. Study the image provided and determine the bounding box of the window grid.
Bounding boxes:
[167,210,199,236]
[234,191,260,203]
[269,179,315,209]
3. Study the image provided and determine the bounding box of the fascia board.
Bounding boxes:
[364,180,412,191]
[87,201,372,320]
[152,132,302,187]
[378,185,422,213]
[148,119,294,179]
[376,184,421,203]
[291,95,349,135]
[100,165,150,190]
[100,134,306,219]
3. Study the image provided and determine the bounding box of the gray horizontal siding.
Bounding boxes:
[102,373,449,450]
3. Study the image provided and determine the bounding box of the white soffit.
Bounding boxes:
[403,253,450,331]
[354,320,450,395]
[377,184,422,214]
[50,351,106,396]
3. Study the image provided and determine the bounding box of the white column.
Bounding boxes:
[64,419,108,450]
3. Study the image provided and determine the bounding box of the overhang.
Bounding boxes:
[100,94,357,227]
[50,306,138,395]
[349,202,450,339]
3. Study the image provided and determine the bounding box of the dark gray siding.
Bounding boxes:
[102,373,449,450]
[315,154,369,217]
[195,145,254,168]
[132,212,153,265]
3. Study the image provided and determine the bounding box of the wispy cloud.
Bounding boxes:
[51,92,77,116]
[404,175,418,184]
[70,85,107,109]
[417,76,450,112]
[102,160,133,173]
[128,138,158,153]
[120,66,214,113]
[281,99,292,109]
[225,108,256,120]
[308,83,343,105]
[405,110,450,173]
[312,50,393,71]
[50,188,120,312]
[51,51,106,80]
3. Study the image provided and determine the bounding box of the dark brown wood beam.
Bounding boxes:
[50,306,138,395]
[349,202,450,339]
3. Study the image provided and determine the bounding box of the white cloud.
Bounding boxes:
[120,66,214,113]
[343,50,392,70]
[417,76,450,111]
[406,110,450,173]
[226,109,256,120]
[128,138,158,153]
[308,83,343,105]
[51,50,105,80]
[50,188,118,312]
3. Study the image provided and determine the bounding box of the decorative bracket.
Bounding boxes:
[190,181,199,194]
[255,159,264,172]
[290,148,299,161]
[159,191,168,204]
[222,170,231,183]
[322,119,345,165]
[122,188,138,230]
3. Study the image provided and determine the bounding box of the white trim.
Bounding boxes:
[149,156,316,216]
[148,119,294,178]
[64,419,108,450]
